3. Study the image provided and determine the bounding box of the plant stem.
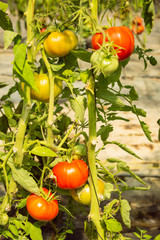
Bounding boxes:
[41,48,54,148]
[14,0,35,167]
[86,74,105,240]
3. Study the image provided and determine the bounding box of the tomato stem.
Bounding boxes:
[14,0,35,167]
[86,73,105,240]
[41,48,54,149]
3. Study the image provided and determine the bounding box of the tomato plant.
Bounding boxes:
[52,160,89,189]
[26,188,59,222]
[44,30,78,57]
[0,0,158,240]
[91,26,135,61]
[70,179,105,205]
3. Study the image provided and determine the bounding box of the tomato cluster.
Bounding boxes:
[132,17,145,35]
[91,26,134,61]
[26,188,59,222]
[44,30,78,57]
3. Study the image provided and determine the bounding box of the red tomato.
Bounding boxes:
[26,188,59,222]
[52,159,89,189]
[132,24,145,35]
[91,26,134,61]
[132,16,143,25]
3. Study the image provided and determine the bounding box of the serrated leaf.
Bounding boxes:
[7,158,40,195]
[106,141,142,160]
[30,146,57,157]
[104,219,122,232]
[70,96,87,122]
[97,124,113,141]
[4,30,19,50]
[140,120,152,142]
[121,186,150,191]
[120,199,131,228]
[117,162,146,185]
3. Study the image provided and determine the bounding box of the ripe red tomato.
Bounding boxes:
[44,30,78,57]
[91,26,134,61]
[26,188,59,222]
[52,159,89,189]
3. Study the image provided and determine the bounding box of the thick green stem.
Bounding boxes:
[90,0,98,26]
[41,48,54,147]
[14,0,35,167]
[86,75,105,240]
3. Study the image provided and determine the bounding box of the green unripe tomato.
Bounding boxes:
[70,179,105,205]
[72,144,87,160]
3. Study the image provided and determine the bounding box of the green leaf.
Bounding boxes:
[142,0,155,34]
[154,234,160,240]
[59,204,76,218]
[96,89,125,107]
[97,124,113,141]
[13,43,26,71]
[51,62,65,72]
[80,69,92,84]
[0,131,11,140]
[9,223,19,236]
[25,222,43,240]
[3,230,15,239]
[140,120,152,142]
[3,103,13,119]
[4,30,19,50]
[70,96,87,122]
[120,199,131,228]
[0,1,8,12]
[129,87,138,101]
[106,141,142,160]
[30,146,57,157]
[71,48,92,63]
[103,182,114,199]
[117,162,146,185]
[104,219,122,232]
[0,10,13,30]
[7,158,40,195]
